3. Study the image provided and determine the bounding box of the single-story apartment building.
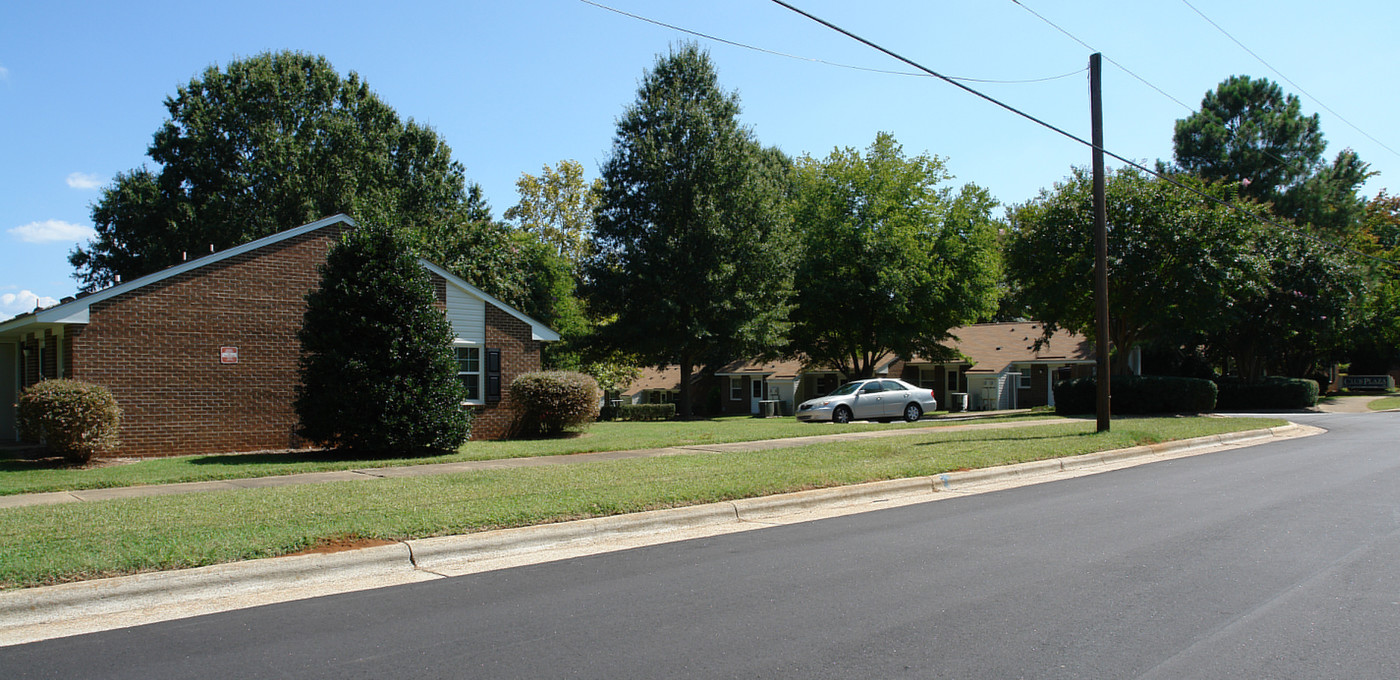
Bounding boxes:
[0,214,559,457]
[620,322,1121,417]
[621,358,846,417]
[883,321,1128,410]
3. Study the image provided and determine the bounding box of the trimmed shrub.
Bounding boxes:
[296,223,473,455]
[617,403,677,421]
[1214,377,1319,410]
[1054,375,1216,415]
[17,379,122,463]
[511,371,602,436]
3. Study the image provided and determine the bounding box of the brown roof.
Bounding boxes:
[713,357,811,380]
[906,322,1095,374]
[621,365,687,397]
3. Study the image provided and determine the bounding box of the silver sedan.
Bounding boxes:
[796,378,938,424]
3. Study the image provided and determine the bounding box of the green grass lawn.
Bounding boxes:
[0,413,1051,496]
[1368,396,1400,411]
[0,416,1284,589]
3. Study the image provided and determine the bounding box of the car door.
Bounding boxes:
[881,380,911,418]
[852,381,885,419]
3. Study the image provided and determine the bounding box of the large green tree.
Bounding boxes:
[1006,167,1263,375]
[587,44,793,417]
[504,160,603,269]
[296,223,473,455]
[71,51,467,289]
[1172,75,1371,237]
[789,132,1001,378]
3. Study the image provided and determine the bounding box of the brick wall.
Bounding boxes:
[68,227,343,457]
[471,305,543,439]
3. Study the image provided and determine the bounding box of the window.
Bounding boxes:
[1016,365,1032,389]
[455,346,481,401]
[730,376,744,400]
[752,379,763,399]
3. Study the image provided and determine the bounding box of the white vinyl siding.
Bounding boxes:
[444,285,485,343]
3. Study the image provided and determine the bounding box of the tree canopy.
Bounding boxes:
[788,132,1001,378]
[1172,75,1371,237]
[71,51,467,289]
[1006,167,1263,375]
[587,43,794,417]
[504,160,602,269]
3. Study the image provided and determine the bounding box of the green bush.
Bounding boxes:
[1054,375,1217,415]
[296,223,473,455]
[17,379,122,464]
[1214,377,1319,410]
[511,371,602,436]
[616,403,677,421]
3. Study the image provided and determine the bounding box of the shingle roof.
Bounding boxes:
[905,322,1095,374]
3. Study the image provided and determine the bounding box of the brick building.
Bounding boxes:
[0,215,558,457]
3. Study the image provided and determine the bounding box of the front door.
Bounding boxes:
[750,378,764,415]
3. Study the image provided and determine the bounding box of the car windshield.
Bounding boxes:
[827,381,866,396]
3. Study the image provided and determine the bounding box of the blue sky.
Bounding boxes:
[3,0,1397,320]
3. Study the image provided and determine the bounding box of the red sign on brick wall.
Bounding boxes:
[220,346,238,364]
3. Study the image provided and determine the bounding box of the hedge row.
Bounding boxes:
[1213,377,1319,410]
[1054,375,1217,415]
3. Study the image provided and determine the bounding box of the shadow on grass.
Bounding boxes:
[0,454,90,472]
[185,447,441,467]
[910,430,1101,447]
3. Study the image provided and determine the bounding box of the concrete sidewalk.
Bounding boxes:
[0,419,1321,647]
[0,411,1053,510]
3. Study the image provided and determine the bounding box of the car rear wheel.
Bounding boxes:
[903,403,922,422]
[832,406,852,424]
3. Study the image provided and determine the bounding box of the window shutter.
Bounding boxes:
[486,348,502,402]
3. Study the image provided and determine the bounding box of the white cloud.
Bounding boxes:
[0,290,59,321]
[0,64,8,80]
[66,172,103,189]
[9,219,96,244]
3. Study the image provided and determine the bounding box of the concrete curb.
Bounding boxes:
[0,422,1318,646]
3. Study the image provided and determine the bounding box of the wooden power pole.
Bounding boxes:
[1090,53,1111,433]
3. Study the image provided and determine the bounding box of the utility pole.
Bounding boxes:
[1090,53,1111,433]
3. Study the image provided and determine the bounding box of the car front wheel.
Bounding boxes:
[903,403,922,422]
[832,406,852,424]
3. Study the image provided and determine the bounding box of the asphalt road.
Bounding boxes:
[4,412,1398,679]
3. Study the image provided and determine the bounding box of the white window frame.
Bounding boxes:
[730,376,744,401]
[454,344,484,404]
[1016,364,1032,389]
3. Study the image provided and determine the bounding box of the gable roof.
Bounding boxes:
[0,214,356,334]
[894,322,1095,375]
[418,260,560,343]
[0,214,559,344]
[713,356,843,379]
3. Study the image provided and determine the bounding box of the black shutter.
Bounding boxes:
[486,348,502,402]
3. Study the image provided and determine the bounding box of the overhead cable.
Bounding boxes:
[768,0,1399,270]
[581,0,1085,84]
[1181,0,1400,159]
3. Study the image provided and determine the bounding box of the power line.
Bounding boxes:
[581,0,1085,85]
[767,0,1400,271]
[1008,0,1361,217]
[1180,0,1400,160]
[1008,0,1194,111]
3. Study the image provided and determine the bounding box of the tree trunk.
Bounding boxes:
[677,356,694,420]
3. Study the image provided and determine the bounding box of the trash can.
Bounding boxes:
[949,392,969,413]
